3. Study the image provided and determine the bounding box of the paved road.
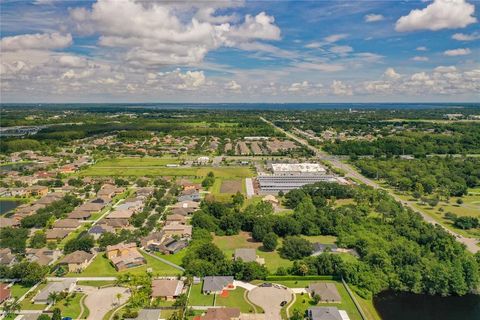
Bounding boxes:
[260,117,479,254]
[248,286,293,320]
[80,285,130,320]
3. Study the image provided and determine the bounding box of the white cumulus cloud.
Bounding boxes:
[444,48,471,56]
[395,0,477,32]
[452,32,480,41]
[364,14,385,22]
[0,32,72,52]
[412,56,429,61]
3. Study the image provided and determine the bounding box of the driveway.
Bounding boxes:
[247,285,293,320]
[80,285,130,320]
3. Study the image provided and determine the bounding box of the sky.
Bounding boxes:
[0,0,479,103]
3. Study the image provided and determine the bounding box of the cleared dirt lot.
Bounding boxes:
[247,285,293,320]
[220,179,243,193]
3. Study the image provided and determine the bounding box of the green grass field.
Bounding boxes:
[69,252,181,277]
[94,157,182,167]
[213,232,292,272]
[300,235,337,244]
[53,292,85,319]
[215,287,257,313]
[188,284,214,306]
[153,250,186,266]
[10,283,31,300]
[76,280,116,287]
[19,283,47,310]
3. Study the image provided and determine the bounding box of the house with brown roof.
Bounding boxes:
[0,217,20,228]
[170,207,195,216]
[68,209,92,220]
[171,200,200,210]
[100,218,130,229]
[140,231,167,251]
[26,248,61,266]
[59,250,95,272]
[201,308,240,320]
[151,279,184,300]
[163,224,192,238]
[0,283,11,304]
[53,219,81,230]
[46,229,71,241]
[36,193,64,205]
[106,242,145,271]
[27,186,49,196]
[165,213,186,225]
[0,249,16,266]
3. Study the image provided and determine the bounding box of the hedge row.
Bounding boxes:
[265,275,338,281]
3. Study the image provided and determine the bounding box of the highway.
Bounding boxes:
[260,117,479,253]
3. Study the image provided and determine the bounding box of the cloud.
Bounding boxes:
[177,70,206,90]
[412,56,429,61]
[331,80,352,95]
[324,34,348,43]
[305,42,322,49]
[364,14,385,22]
[0,32,72,51]
[384,67,402,79]
[330,45,353,54]
[452,32,480,41]
[295,62,345,72]
[70,0,281,66]
[395,0,477,32]
[444,48,471,56]
[416,46,428,51]
[225,80,241,91]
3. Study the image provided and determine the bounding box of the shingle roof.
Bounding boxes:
[60,250,94,264]
[308,307,343,320]
[202,276,234,293]
[234,248,257,262]
[151,279,184,297]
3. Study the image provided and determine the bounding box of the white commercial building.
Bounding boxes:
[271,163,326,175]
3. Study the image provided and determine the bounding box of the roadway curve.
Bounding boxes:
[260,117,479,253]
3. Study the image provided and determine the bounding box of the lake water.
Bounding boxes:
[0,200,20,215]
[374,291,480,320]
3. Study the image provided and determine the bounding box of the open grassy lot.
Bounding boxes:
[220,180,244,194]
[213,232,292,272]
[53,292,85,319]
[188,283,214,307]
[80,163,254,178]
[284,281,362,320]
[10,283,31,299]
[94,157,183,167]
[301,235,337,244]
[69,252,181,277]
[153,250,186,266]
[215,287,256,313]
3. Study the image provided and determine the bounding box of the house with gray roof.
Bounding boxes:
[234,248,265,265]
[33,279,76,304]
[308,307,344,320]
[307,282,341,303]
[202,276,234,294]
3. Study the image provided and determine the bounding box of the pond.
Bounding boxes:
[0,200,21,215]
[374,290,480,320]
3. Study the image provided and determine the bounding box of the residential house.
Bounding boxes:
[59,250,95,272]
[53,219,81,230]
[0,248,17,266]
[36,193,64,206]
[170,207,194,216]
[97,184,124,198]
[312,244,338,256]
[0,217,20,228]
[136,187,154,199]
[159,239,188,255]
[140,232,167,251]
[307,283,341,303]
[151,279,184,300]
[163,224,192,238]
[88,224,115,240]
[27,186,49,196]
[0,283,11,304]
[133,309,162,320]
[202,276,234,294]
[165,213,186,225]
[46,229,70,241]
[101,218,130,229]
[200,308,240,320]
[171,200,200,210]
[177,193,201,202]
[33,279,76,304]
[106,242,146,271]
[234,248,265,265]
[307,307,350,320]
[25,248,61,266]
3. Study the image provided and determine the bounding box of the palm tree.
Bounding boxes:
[47,292,59,305]
[3,299,20,315]
[115,293,122,305]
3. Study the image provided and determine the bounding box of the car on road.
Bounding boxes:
[280,301,287,307]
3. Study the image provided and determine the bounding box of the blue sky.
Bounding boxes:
[1,0,479,102]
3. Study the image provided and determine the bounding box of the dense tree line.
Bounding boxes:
[0,261,49,286]
[354,156,479,197]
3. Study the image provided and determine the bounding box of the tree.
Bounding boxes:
[262,232,278,252]
[52,308,62,320]
[30,231,47,249]
[2,299,20,315]
[312,294,321,304]
[232,192,245,208]
[48,292,59,305]
[63,233,94,254]
[289,309,304,320]
[38,315,51,320]
[280,236,313,260]
[456,198,464,205]
[115,293,122,305]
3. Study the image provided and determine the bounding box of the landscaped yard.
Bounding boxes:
[215,287,256,313]
[76,280,116,287]
[188,284,214,307]
[52,292,85,319]
[18,283,47,311]
[154,250,186,266]
[213,232,292,272]
[70,252,182,277]
[301,235,337,244]
[284,281,363,320]
[10,283,31,299]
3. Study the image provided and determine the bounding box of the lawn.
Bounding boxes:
[70,252,181,277]
[301,235,337,244]
[215,287,256,313]
[94,157,182,167]
[285,281,363,320]
[10,283,31,299]
[351,290,382,320]
[53,292,85,319]
[19,283,47,311]
[80,165,254,178]
[188,284,214,307]
[213,232,292,272]
[153,250,186,266]
[76,280,116,287]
